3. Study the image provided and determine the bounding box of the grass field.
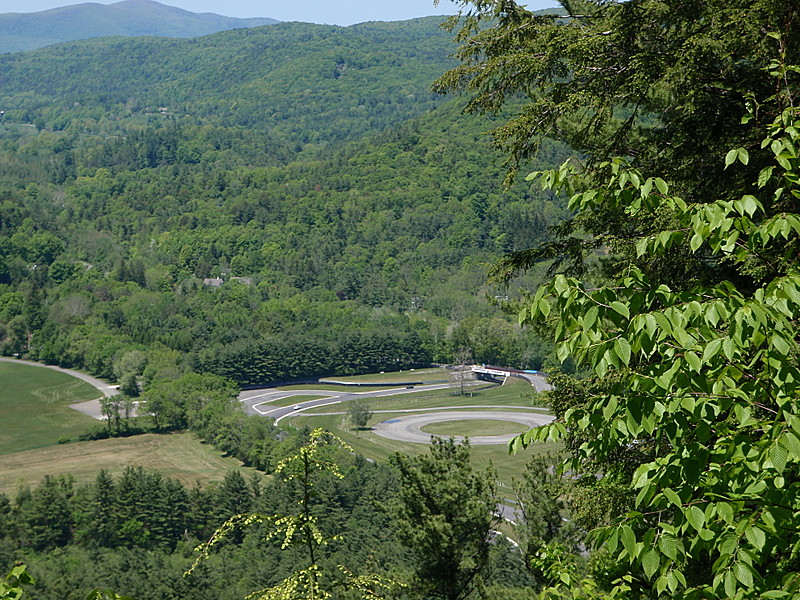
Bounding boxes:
[420,420,528,437]
[0,362,100,454]
[256,394,330,408]
[0,362,552,497]
[0,432,262,497]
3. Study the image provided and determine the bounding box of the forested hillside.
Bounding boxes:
[0,12,575,599]
[4,1,800,600]
[0,432,546,600]
[0,18,457,144]
[437,0,800,599]
[0,18,569,388]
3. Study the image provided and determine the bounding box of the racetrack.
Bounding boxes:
[372,410,554,445]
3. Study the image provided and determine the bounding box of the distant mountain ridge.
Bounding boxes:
[0,0,279,54]
[0,17,455,147]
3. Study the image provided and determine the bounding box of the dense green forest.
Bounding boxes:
[0,432,561,600]
[436,0,800,598]
[0,17,571,597]
[0,18,570,390]
[0,18,460,144]
[7,0,798,598]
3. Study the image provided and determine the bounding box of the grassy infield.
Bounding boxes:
[0,363,554,495]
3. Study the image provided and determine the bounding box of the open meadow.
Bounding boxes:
[0,432,262,496]
[0,362,100,454]
[0,362,257,495]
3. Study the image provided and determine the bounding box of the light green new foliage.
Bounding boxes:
[513,81,800,597]
[0,565,33,600]
[187,428,399,600]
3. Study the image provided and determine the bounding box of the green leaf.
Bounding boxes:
[740,194,760,216]
[685,351,701,372]
[771,334,792,356]
[607,528,620,553]
[621,525,636,557]
[758,166,775,187]
[782,431,800,459]
[744,525,766,551]
[645,313,658,338]
[656,575,668,596]
[614,337,632,365]
[583,305,599,330]
[636,236,650,257]
[723,337,736,360]
[610,301,630,319]
[734,404,752,426]
[725,148,738,168]
[663,487,681,508]
[686,506,705,532]
[733,562,753,587]
[642,548,660,579]
[724,569,737,597]
[556,342,570,364]
[702,339,723,362]
[536,295,551,318]
[673,327,696,349]
[738,148,750,165]
[658,534,679,560]
[769,442,788,473]
[718,503,734,525]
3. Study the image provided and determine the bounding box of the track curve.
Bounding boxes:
[372,410,554,445]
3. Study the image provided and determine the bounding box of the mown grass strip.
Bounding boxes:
[0,362,99,454]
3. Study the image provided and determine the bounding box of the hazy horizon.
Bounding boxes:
[0,0,561,27]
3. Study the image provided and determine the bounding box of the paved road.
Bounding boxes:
[239,383,453,423]
[372,410,554,445]
[240,371,552,423]
[516,372,550,392]
[241,374,554,446]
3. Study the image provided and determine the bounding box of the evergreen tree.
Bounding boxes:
[84,470,118,548]
[390,438,499,600]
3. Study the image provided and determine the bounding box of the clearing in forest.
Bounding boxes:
[0,362,99,454]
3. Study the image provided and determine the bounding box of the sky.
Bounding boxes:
[0,0,560,27]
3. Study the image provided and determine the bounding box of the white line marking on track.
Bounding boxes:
[275,399,342,423]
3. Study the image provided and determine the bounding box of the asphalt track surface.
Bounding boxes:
[240,372,552,445]
[238,383,454,422]
[373,410,554,445]
[3,358,551,437]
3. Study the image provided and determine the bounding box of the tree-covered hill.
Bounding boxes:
[0,0,279,54]
[0,18,456,146]
[0,15,572,387]
[0,12,572,600]
[0,98,570,386]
